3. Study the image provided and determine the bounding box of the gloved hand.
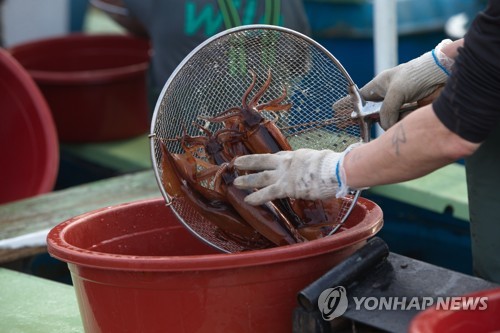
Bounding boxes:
[233,145,360,205]
[360,39,454,130]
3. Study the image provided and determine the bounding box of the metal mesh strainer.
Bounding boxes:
[150,25,371,253]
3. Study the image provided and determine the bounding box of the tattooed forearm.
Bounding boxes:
[391,123,407,155]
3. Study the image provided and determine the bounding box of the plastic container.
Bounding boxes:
[0,49,58,204]
[47,197,383,333]
[9,34,151,143]
[409,287,500,333]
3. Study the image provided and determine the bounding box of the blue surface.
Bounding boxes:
[304,0,484,38]
[69,0,89,32]
[316,32,447,86]
[303,0,485,86]
[364,192,473,276]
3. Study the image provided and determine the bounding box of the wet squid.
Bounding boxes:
[159,70,344,249]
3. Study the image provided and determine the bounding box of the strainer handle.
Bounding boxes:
[349,85,419,142]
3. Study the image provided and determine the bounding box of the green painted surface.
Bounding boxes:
[61,134,152,173]
[83,6,127,34]
[369,163,469,221]
[0,268,83,333]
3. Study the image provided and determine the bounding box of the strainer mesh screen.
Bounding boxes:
[151,26,361,252]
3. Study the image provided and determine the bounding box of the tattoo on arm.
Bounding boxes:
[391,123,407,155]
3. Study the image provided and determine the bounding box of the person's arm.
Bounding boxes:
[232,104,479,205]
[343,103,478,189]
[233,102,479,205]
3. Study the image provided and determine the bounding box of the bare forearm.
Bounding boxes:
[343,104,479,188]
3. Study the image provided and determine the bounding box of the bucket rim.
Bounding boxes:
[0,48,59,203]
[25,62,149,85]
[47,197,383,272]
[8,33,151,84]
[408,287,500,332]
[8,32,151,50]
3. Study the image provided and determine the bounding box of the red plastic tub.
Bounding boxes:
[47,197,383,333]
[0,49,58,204]
[409,288,500,333]
[9,34,151,143]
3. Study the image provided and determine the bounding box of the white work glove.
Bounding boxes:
[360,39,454,130]
[233,145,360,206]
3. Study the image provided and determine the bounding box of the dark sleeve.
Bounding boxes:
[433,1,500,143]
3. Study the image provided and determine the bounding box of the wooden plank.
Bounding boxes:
[0,170,161,263]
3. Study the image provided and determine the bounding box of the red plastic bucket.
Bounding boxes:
[9,34,151,143]
[409,288,500,333]
[0,49,58,204]
[47,197,383,333]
